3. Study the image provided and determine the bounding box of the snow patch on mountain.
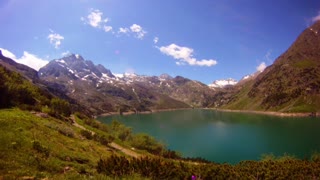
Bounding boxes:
[208,78,238,88]
[56,59,66,64]
[242,75,251,80]
[114,73,124,78]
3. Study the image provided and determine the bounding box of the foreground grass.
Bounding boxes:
[0,109,120,179]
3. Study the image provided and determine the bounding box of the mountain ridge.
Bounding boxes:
[219,21,320,113]
[39,54,211,114]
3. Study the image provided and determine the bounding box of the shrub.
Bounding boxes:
[130,133,165,155]
[50,98,71,117]
[80,130,93,140]
[57,126,75,138]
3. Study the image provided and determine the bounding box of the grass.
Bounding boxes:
[222,78,320,113]
[222,81,264,111]
[292,59,318,69]
[0,108,116,179]
[282,95,320,113]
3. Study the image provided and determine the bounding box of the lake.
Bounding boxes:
[97,109,320,164]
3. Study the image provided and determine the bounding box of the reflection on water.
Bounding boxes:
[97,109,320,164]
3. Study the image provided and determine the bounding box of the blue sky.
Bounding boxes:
[0,0,320,84]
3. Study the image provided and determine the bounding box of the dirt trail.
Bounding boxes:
[109,142,141,158]
[70,115,141,158]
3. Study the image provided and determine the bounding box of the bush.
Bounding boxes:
[57,126,75,138]
[41,105,51,114]
[110,120,132,141]
[97,155,190,179]
[130,133,165,155]
[50,98,71,117]
[80,130,93,140]
[97,155,320,179]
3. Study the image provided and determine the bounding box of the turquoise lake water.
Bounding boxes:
[97,109,320,164]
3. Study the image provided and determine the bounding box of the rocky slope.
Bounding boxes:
[218,21,320,113]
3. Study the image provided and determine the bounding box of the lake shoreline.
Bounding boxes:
[96,108,193,118]
[96,107,320,164]
[96,107,320,118]
[213,108,320,117]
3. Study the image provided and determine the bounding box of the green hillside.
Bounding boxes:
[0,109,112,179]
[0,65,73,117]
[220,21,320,113]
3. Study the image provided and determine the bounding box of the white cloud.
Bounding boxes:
[130,24,142,32]
[48,32,64,49]
[118,27,130,34]
[130,24,147,39]
[118,24,147,39]
[87,9,103,27]
[103,25,113,32]
[0,48,48,71]
[256,62,266,72]
[81,9,113,32]
[17,52,49,71]
[312,11,320,22]
[159,44,217,67]
[81,10,147,38]
[153,37,159,44]
[160,44,193,60]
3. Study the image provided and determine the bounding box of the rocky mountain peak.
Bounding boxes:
[273,20,320,66]
[96,64,115,78]
[173,76,191,85]
[38,53,115,82]
[159,73,172,80]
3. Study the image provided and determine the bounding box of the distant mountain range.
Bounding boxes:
[1,21,320,114]
[38,54,217,114]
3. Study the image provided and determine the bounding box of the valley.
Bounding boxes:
[0,5,320,178]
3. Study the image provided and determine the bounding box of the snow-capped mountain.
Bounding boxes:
[237,71,262,85]
[39,54,115,83]
[208,78,238,89]
[38,54,216,114]
[159,73,173,81]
